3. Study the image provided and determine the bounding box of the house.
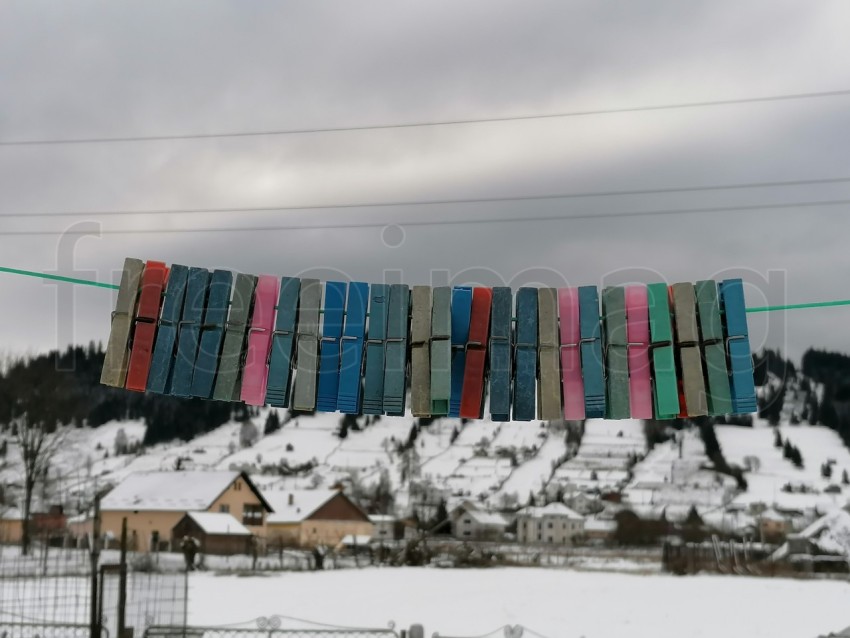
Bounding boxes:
[516,503,584,545]
[759,507,789,543]
[171,512,253,556]
[450,502,511,541]
[0,508,23,544]
[370,514,397,541]
[263,489,373,548]
[584,517,617,544]
[564,491,604,516]
[100,471,272,552]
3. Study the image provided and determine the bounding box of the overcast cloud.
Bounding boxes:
[1,1,849,362]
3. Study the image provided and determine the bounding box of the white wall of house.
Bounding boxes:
[517,514,584,545]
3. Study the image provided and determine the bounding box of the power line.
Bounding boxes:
[3,175,850,219]
[2,87,849,147]
[1,197,848,237]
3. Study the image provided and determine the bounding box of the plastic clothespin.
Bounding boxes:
[647,282,680,419]
[460,287,492,419]
[671,283,708,417]
[125,261,168,392]
[602,286,630,420]
[189,269,233,399]
[101,258,144,388]
[337,282,369,414]
[430,287,452,417]
[719,278,757,414]
[449,287,473,418]
[513,287,538,421]
[579,286,606,419]
[558,287,585,421]
[410,286,433,418]
[488,287,513,422]
[212,274,257,402]
[362,284,389,415]
[316,281,346,413]
[147,264,189,394]
[695,280,733,416]
[291,279,322,412]
[383,284,410,417]
[240,275,279,406]
[265,277,301,408]
[171,267,211,398]
[625,285,653,420]
[537,288,562,421]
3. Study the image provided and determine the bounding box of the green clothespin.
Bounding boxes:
[602,286,630,419]
[647,283,680,419]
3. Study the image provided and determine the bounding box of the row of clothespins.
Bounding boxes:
[100,258,757,421]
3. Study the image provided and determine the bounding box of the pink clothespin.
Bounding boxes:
[626,285,653,419]
[240,275,280,406]
[558,287,585,420]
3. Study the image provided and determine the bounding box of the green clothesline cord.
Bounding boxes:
[2,266,850,313]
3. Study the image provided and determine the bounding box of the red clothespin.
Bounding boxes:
[459,288,493,419]
[125,261,168,392]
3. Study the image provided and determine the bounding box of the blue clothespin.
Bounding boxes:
[719,278,757,414]
[147,264,189,394]
[190,269,233,398]
[170,267,210,397]
[489,287,513,422]
[363,284,389,415]
[579,286,606,418]
[265,277,301,408]
[449,287,472,418]
[337,282,369,414]
[383,284,410,416]
[513,287,538,421]
[316,281,346,412]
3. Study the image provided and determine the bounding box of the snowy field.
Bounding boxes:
[187,568,850,638]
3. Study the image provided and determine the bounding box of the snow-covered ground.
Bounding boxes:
[187,568,850,638]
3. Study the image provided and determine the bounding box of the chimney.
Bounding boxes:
[288,493,294,506]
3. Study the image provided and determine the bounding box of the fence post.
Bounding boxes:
[90,495,101,638]
[118,517,128,638]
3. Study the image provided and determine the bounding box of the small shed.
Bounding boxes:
[171,512,252,556]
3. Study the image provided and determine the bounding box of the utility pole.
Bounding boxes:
[89,495,101,638]
[118,517,128,638]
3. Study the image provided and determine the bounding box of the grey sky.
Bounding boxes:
[1,1,849,363]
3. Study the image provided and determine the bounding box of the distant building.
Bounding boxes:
[171,512,253,556]
[516,503,584,545]
[564,492,603,516]
[100,471,271,552]
[584,517,617,544]
[0,508,23,544]
[450,502,511,541]
[759,507,789,543]
[369,514,397,541]
[264,489,373,549]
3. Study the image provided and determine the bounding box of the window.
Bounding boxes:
[548,536,553,543]
[234,481,242,491]
[219,504,230,514]
[547,522,553,529]
[242,504,263,526]
[463,531,471,537]
[463,518,471,525]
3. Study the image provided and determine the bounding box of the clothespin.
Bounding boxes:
[625,285,653,420]
[363,284,389,415]
[488,287,513,422]
[171,267,211,398]
[189,269,234,399]
[695,280,733,416]
[671,283,708,417]
[410,286,433,418]
[460,287,492,419]
[558,287,585,421]
[602,286,630,420]
[265,277,301,408]
[513,287,538,421]
[147,264,189,394]
[430,286,452,416]
[240,275,279,406]
[316,281,346,413]
[579,286,606,419]
[537,288,562,421]
[212,274,257,402]
[383,284,411,416]
[647,282,680,419]
[337,282,369,414]
[449,287,473,418]
[101,258,144,387]
[719,278,757,414]
[125,261,168,392]
[292,279,322,411]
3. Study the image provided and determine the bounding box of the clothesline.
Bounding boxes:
[2,265,848,315]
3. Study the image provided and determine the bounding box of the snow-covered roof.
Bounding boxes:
[101,471,247,512]
[369,514,395,523]
[263,489,340,524]
[452,502,511,527]
[185,512,251,536]
[0,507,23,521]
[518,503,584,520]
[760,507,787,522]
[585,518,617,532]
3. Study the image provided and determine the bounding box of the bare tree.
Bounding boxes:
[15,415,64,556]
